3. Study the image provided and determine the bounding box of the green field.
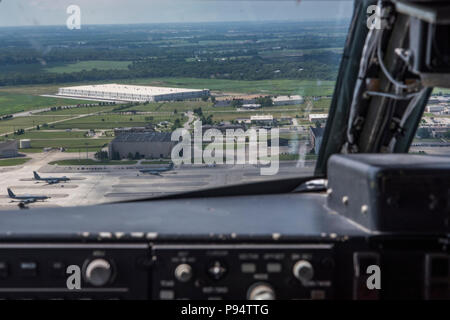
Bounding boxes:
[141,160,172,164]
[278,154,318,161]
[14,130,89,139]
[0,157,31,166]
[0,78,336,98]
[45,61,132,74]
[0,115,75,135]
[50,114,185,130]
[121,101,213,113]
[128,78,336,96]
[0,124,112,153]
[25,138,112,151]
[0,60,132,75]
[49,159,137,166]
[38,105,117,115]
[0,92,99,117]
[432,87,450,95]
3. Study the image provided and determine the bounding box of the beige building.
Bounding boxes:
[108,132,176,160]
[309,113,328,123]
[58,84,210,103]
[273,95,304,106]
[0,140,18,158]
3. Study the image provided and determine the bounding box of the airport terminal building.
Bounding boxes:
[109,132,176,160]
[57,84,210,102]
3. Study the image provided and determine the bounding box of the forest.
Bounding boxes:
[0,21,348,86]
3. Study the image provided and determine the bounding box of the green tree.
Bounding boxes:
[231,99,243,108]
[171,118,182,131]
[95,151,108,160]
[256,96,273,107]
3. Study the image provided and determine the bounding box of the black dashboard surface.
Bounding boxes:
[0,193,369,241]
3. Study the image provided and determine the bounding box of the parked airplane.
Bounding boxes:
[139,163,174,176]
[7,188,50,204]
[33,171,70,184]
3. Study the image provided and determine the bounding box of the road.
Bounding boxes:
[12,108,53,117]
[184,111,196,130]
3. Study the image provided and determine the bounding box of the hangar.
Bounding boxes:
[0,140,18,158]
[57,84,210,102]
[108,132,176,160]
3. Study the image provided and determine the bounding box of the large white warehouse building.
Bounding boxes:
[57,84,210,102]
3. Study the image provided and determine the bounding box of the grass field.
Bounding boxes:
[49,159,138,166]
[0,78,336,98]
[0,115,74,135]
[433,87,450,95]
[141,160,172,164]
[49,114,185,130]
[278,154,318,161]
[45,61,132,74]
[0,157,31,166]
[121,101,213,113]
[38,105,117,115]
[0,92,99,116]
[25,138,112,152]
[130,78,336,96]
[13,130,89,139]
[0,60,132,75]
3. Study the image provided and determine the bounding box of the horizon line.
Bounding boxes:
[0,18,352,29]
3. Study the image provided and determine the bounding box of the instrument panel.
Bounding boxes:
[0,239,447,300]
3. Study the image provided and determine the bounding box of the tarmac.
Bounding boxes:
[0,150,315,211]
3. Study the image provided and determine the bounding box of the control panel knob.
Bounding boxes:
[208,260,227,280]
[247,283,275,300]
[84,258,112,287]
[174,263,193,282]
[293,260,314,283]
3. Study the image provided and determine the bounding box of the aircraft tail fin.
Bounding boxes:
[33,171,41,180]
[7,188,15,198]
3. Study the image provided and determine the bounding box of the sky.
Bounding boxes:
[0,0,353,27]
